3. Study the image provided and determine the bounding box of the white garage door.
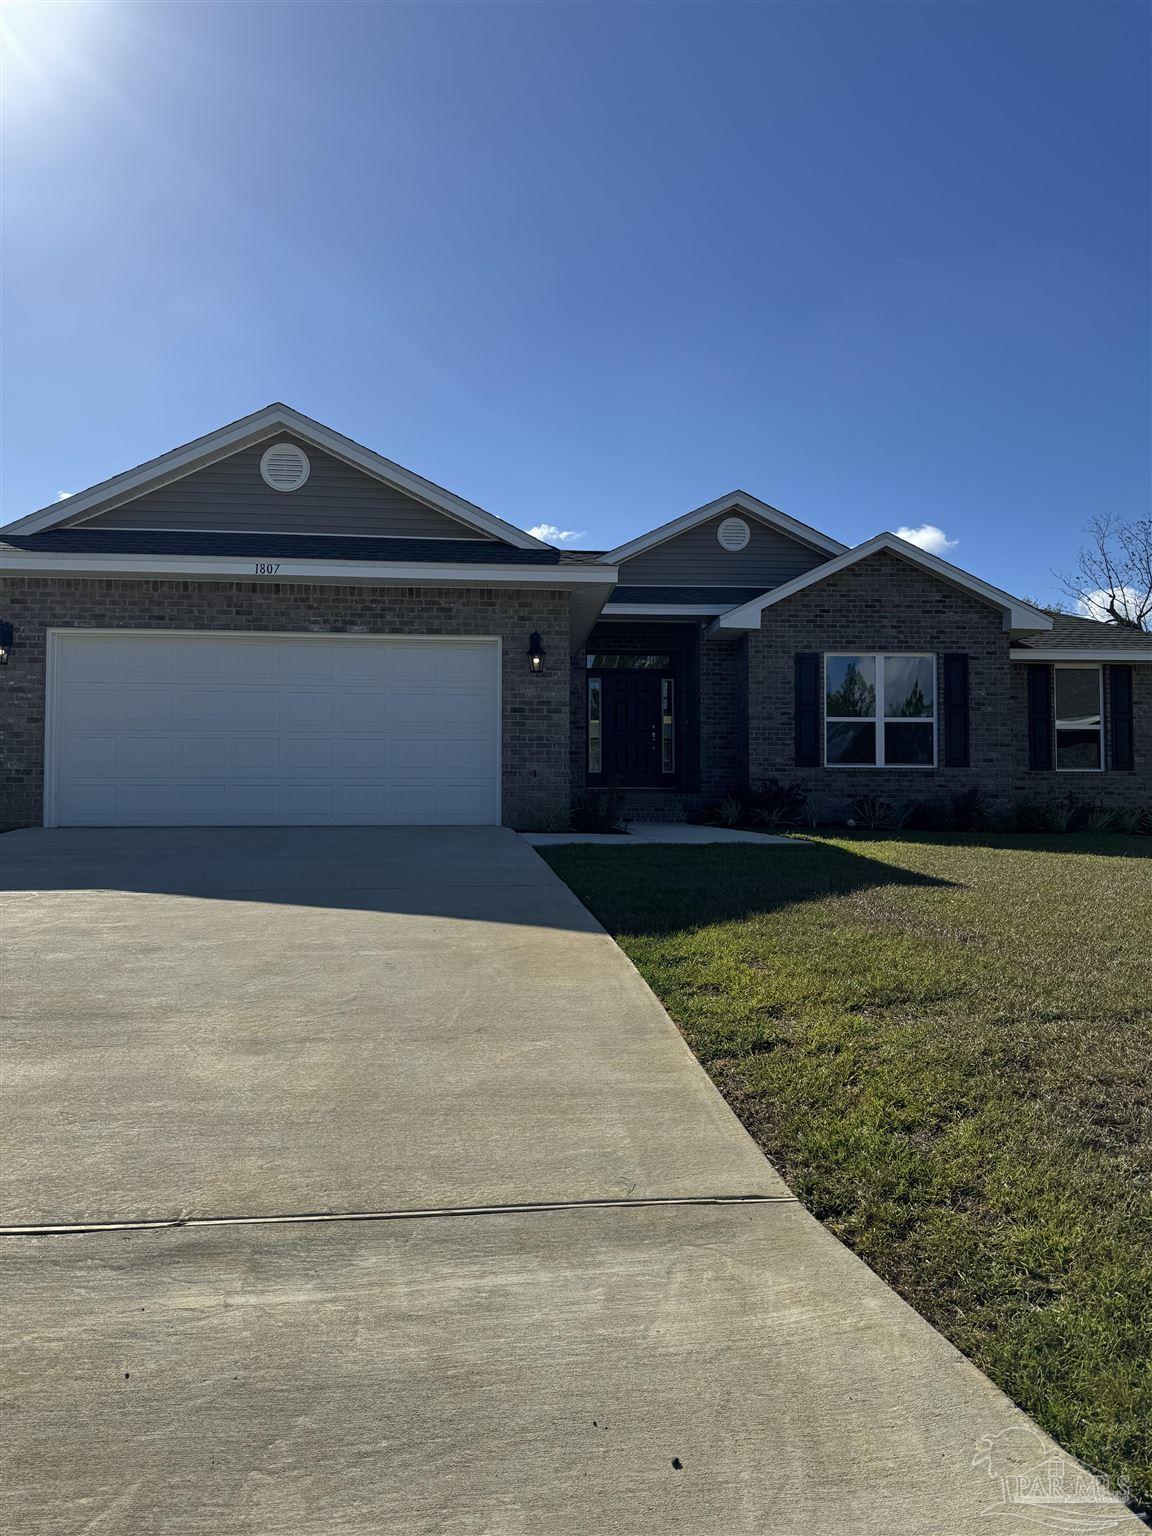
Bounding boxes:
[46,631,501,826]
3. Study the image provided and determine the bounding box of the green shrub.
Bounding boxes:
[1010,799,1061,832]
[851,795,899,830]
[571,793,629,833]
[749,778,808,827]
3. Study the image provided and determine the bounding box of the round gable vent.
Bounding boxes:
[717,516,751,552]
[260,442,311,492]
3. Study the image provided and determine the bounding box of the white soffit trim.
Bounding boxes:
[6,404,549,549]
[709,533,1053,634]
[1009,648,1152,662]
[602,604,737,617]
[598,491,847,565]
[0,549,618,587]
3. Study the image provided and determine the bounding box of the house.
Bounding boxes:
[2,404,1149,829]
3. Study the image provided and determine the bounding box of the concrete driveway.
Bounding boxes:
[1,828,1140,1534]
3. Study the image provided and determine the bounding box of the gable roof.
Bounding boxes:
[710,532,1053,634]
[5,404,549,549]
[597,491,847,566]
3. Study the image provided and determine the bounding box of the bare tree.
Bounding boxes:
[1057,514,1152,631]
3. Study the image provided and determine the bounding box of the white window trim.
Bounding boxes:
[1054,663,1104,773]
[824,653,938,769]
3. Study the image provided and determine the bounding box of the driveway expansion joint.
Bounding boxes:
[1,1192,798,1238]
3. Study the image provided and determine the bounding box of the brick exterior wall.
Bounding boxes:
[746,550,1152,818]
[0,577,571,830]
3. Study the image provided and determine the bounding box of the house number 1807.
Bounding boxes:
[253,563,281,575]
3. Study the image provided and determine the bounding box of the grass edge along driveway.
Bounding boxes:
[541,832,1152,1516]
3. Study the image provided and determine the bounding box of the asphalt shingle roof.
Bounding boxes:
[1016,611,1152,651]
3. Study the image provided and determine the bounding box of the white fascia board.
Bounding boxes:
[6,404,548,550]
[601,604,734,617]
[0,549,618,587]
[709,533,1053,634]
[1009,648,1152,663]
[598,491,847,565]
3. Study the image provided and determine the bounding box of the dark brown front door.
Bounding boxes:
[587,667,677,786]
[604,671,661,782]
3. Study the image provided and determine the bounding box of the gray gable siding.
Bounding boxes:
[71,437,495,541]
[617,515,831,586]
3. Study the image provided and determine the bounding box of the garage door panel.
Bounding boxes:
[176,692,229,729]
[49,634,500,826]
[125,738,175,776]
[179,642,231,682]
[282,692,334,730]
[117,641,174,681]
[174,738,228,774]
[282,739,335,773]
[118,689,175,729]
[333,693,389,729]
[172,783,228,818]
[228,692,281,729]
[383,648,440,685]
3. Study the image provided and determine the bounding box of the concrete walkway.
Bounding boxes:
[523,820,802,845]
[1,828,1140,1534]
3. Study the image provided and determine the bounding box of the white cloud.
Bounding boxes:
[895,523,958,556]
[528,522,585,545]
[1076,586,1142,624]
[57,490,72,501]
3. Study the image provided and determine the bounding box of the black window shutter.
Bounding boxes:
[1110,665,1134,771]
[1027,665,1053,771]
[942,654,970,767]
[795,653,821,766]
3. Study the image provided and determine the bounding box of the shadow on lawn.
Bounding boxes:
[541,839,959,936]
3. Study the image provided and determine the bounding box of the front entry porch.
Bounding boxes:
[571,618,748,820]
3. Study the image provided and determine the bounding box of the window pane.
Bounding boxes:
[884,656,934,718]
[1054,667,1101,727]
[586,653,671,670]
[827,721,876,764]
[1056,728,1101,771]
[826,656,876,717]
[885,722,934,765]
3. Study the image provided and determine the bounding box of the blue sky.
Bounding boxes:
[2,1,1147,599]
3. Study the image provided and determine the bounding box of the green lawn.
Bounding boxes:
[542,832,1152,1514]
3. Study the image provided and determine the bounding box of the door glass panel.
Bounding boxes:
[587,677,602,774]
[661,679,675,773]
[586,654,671,670]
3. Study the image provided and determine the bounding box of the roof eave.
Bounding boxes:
[1009,647,1152,663]
[0,548,618,587]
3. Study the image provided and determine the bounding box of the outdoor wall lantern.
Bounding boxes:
[0,622,13,665]
[528,631,545,674]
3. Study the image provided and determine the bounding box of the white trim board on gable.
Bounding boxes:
[7,405,548,549]
[709,533,1053,635]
